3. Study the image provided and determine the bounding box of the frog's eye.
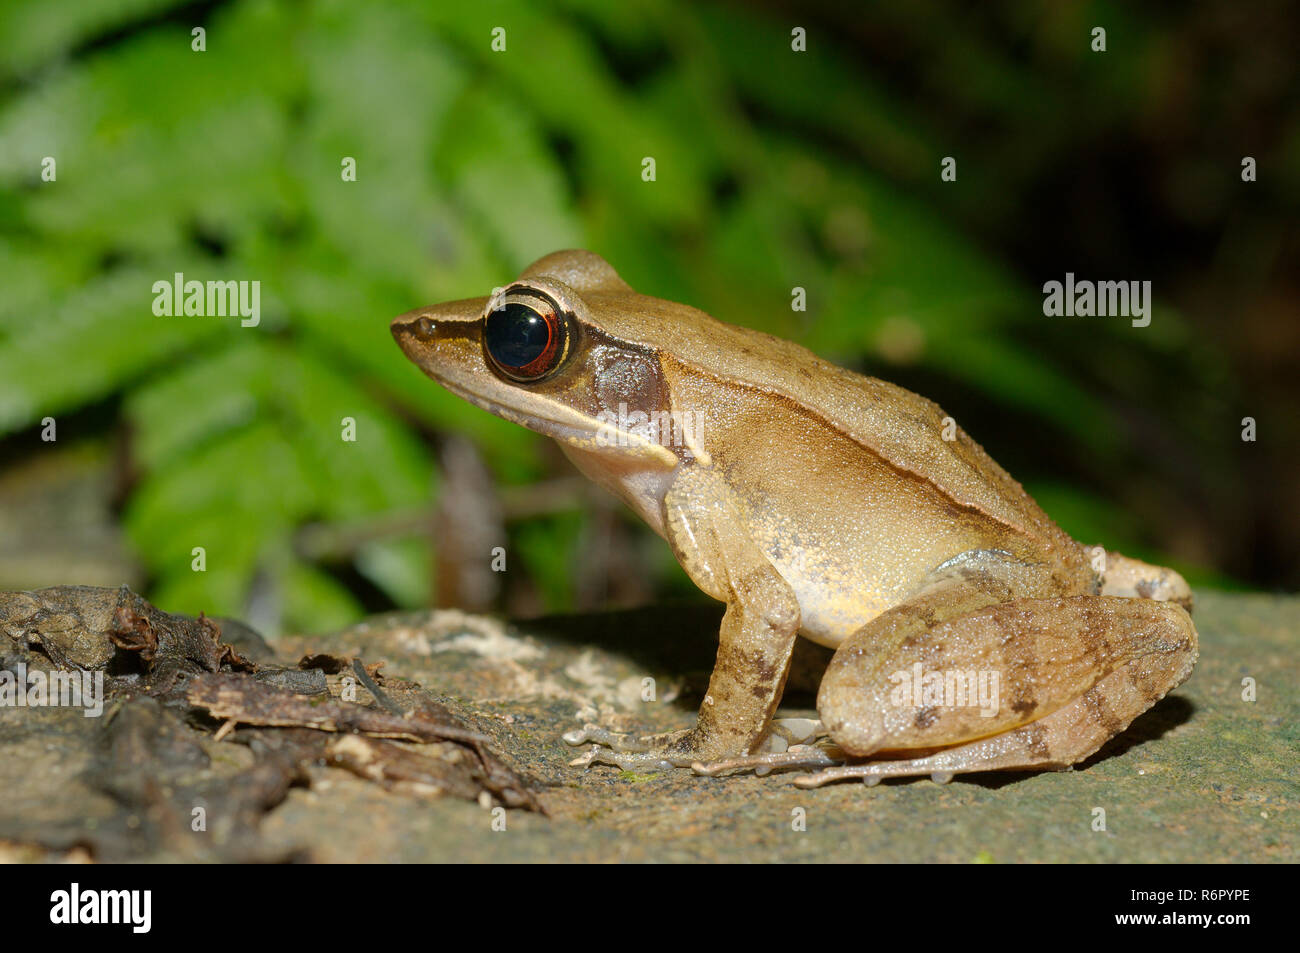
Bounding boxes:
[483,292,573,382]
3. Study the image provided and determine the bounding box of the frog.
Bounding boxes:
[391,249,1198,786]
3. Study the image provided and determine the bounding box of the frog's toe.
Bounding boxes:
[791,760,957,788]
[562,723,652,753]
[568,746,693,772]
[563,724,701,771]
[691,744,840,778]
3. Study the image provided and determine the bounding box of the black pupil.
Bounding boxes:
[486,303,550,371]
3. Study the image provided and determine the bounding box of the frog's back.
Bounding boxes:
[591,291,1074,551]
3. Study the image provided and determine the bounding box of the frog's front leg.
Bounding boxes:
[565,466,800,771]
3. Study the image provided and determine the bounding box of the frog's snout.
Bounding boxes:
[390,310,437,348]
[391,307,458,366]
[390,310,436,348]
[390,297,496,391]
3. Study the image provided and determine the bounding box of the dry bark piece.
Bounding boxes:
[187,673,545,812]
[110,605,255,674]
[188,673,489,744]
[0,586,550,851]
[326,734,491,802]
[297,652,352,674]
[1,586,127,669]
[0,585,261,675]
[252,667,328,695]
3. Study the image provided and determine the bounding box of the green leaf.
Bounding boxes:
[0,0,183,81]
[0,265,226,433]
[125,337,267,470]
[280,559,365,635]
[433,86,583,266]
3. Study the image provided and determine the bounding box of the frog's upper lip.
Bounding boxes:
[426,366,678,466]
[433,369,599,441]
[386,311,568,431]
[390,298,489,330]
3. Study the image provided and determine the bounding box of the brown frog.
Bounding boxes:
[391,250,1197,786]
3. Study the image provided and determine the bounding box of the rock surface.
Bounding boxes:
[1,589,1295,862]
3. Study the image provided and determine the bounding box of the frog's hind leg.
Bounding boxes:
[812,580,1198,786]
[798,659,1177,787]
[1097,549,1194,612]
[693,744,840,777]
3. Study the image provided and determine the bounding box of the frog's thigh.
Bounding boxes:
[819,588,1199,768]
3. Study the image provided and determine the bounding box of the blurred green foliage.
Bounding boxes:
[0,0,1268,633]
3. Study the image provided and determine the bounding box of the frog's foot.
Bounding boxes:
[567,717,834,775]
[563,724,700,771]
[792,722,1078,788]
[691,718,835,777]
[692,744,840,778]
[793,749,1006,788]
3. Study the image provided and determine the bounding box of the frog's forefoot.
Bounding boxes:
[563,724,699,771]
[690,718,836,777]
[568,746,692,772]
[563,724,651,753]
[566,717,836,776]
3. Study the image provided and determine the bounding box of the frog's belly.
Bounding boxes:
[772,551,894,648]
[773,541,1047,647]
[758,523,1011,649]
[741,516,961,646]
